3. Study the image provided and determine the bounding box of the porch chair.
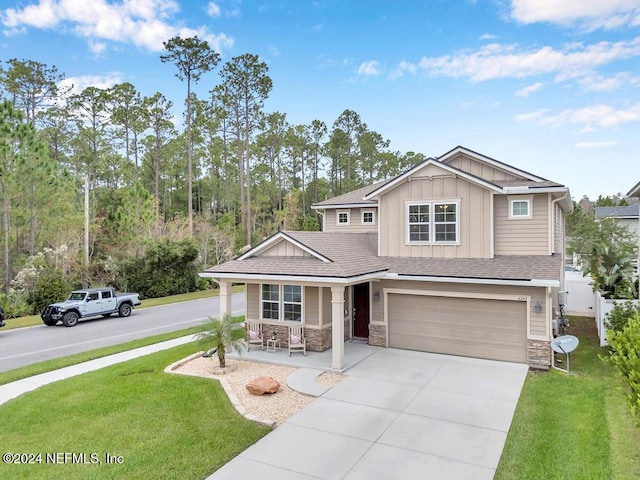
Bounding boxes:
[288,325,306,356]
[245,321,264,351]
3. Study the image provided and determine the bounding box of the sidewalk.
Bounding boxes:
[0,335,195,406]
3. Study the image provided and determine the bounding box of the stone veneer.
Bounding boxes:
[369,324,387,347]
[261,324,332,352]
[527,339,551,369]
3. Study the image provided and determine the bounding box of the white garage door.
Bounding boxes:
[388,294,527,363]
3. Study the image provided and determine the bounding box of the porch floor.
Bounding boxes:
[226,339,381,373]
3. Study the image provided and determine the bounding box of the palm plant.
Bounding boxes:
[196,315,247,368]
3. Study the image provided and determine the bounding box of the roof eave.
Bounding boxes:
[200,270,387,284]
[386,272,559,288]
[310,202,377,210]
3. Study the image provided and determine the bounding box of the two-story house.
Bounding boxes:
[202,146,572,370]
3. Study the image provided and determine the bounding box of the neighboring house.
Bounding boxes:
[202,146,572,370]
[627,182,640,284]
[594,204,639,238]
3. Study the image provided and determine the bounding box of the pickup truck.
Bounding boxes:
[41,288,141,327]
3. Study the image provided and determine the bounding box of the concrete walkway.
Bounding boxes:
[208,349,528,480]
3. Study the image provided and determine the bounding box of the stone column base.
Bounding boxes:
[369,324,387,347]
[527,339,551,369]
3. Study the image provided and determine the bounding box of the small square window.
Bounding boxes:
[509,197,532,219]
[362,211,374,224]
[337,210,350,225]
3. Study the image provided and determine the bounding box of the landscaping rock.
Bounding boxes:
[246,376,280,395]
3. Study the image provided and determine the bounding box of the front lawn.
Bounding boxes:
[0,343,270,479]
[496,316,640,480]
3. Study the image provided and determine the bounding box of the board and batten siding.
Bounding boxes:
[246,283,259,319]
[554,201,564,255]
[371,279,548,338]
[322,208,378,233]
[257,240,311,257]
[444,153,521,181]
[494,194,549,255]
[378,163,491,258]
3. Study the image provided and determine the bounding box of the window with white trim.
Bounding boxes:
[337,210,350,225]
[362,210,375,225]
[509,196,533,219]
[261,284,303,322]
[407,201,459,243]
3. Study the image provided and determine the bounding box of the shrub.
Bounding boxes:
[604,312,640,422]
[27,272,72,314]
[605,302,640,333]
[0,290,31,318]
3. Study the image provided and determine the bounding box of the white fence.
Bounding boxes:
[564,272,595,316]
[594,291,640,346]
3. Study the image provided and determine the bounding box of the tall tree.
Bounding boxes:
[307,119,326,207]
[218,53,272,245]
[332,109,363,193]
[160,36,220,237]
[109,82,146,167]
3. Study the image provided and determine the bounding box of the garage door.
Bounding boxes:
[388,294,527,363]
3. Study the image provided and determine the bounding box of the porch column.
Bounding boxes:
[219,280,232,319]
[331,286,345,370]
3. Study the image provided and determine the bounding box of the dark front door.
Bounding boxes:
[353,283,370,338]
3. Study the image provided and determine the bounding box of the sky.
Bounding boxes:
[1,0,639,202]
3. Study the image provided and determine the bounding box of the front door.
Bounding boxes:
[353,282,370,339]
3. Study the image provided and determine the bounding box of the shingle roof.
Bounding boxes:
[205,232,561,282]
[594,205,639,219]
[492,179,564,188]
[312,180,390,207]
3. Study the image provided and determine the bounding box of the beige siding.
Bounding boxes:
[554,202,564,255]
[371,279,548,338]
[322,287,332,325]
[304,286,320,326]
[323,208,378,233]
[444,152,521,181]
[258,239,311,257]
[247,283,259,319]
[379,163,491,258]
[494,194,549,255]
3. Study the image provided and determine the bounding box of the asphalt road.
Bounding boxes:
[0,293,246,373]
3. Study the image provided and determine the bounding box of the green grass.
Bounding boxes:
[495,316,640,480]
[1,285,246,330]
[0,343,270,479]
[0,326,203,387]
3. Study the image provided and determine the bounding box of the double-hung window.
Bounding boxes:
[407,201,459,244]
[261,284,303,322]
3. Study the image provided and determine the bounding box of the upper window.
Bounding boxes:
[407,201,459,244]
[337,210,350,225]
[509,196,533,219]
[362,210,375,225]
[261,284,302,322]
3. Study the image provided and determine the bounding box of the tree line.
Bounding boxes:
[0,36,425,314]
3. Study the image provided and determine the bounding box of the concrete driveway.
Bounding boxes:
[209,348,529,480]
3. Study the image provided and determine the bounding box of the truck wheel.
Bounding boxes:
[62,312,79,327]
[43,318,58,326]
[118,303,132,317]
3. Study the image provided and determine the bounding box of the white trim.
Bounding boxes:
[489,192,495,258]
[336,209,351,226]
[508,195,533,220]
[311,202,376,210]
[237,231,332,263]
[260,283,304,323]
[361,209,375,225]
[405,200,461,245]
[384,272,560,288]
[204,271,388,285]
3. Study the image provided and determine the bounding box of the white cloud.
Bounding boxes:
[389,60,417,79]
[510,0,640,30]
[539,103,640,131]
[58,73,122,100]
[479,33,497,40]
[514,108,548,122]
[575,141,619,148]
[417,37,640,82]
[357,60,380,76]
[88,38,106,56]
[206,2,221,17]
[0,0,234,53]
[515,82,544,96]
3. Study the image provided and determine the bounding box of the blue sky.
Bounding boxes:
[1,0,639,201]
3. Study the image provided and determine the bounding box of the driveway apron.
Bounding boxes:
[208,348,528,480]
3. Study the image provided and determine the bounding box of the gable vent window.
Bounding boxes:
[407,201,459,244]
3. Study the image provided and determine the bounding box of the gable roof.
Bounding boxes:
[438,146,547,182]
[363,158,503,200]
[237,230,331,262]
[628,181,640,198]
[594,204,639,219]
